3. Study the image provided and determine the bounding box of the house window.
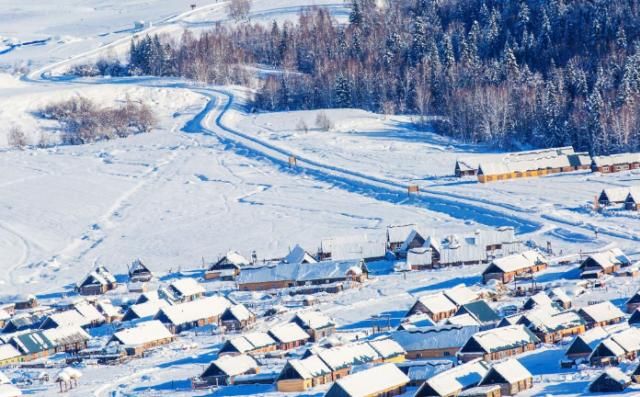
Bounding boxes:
[443,351,451,357]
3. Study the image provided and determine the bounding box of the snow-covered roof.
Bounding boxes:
[42,326,90,345]
[225,304,253,322]
[485,358,532,383]
[212,354,258,376]
[293,311,335,330]
[237,259,363,285]
[447,314,481,327]
[422,360,490,397]
[549,288,571,304]
[158,296,230,326]
[113,320,172,346]
[283,245,317,264]
[591,367,631,387]
[127,299,170,319]
[0,344,20,361]
[320,234,386,260]
[592,152,640,167]
[391,325,479,352]
[243,332,277,349]
[316,342,380,370]
[287,355,331,379]
[583,248,631,270]
[330,363,409,397]
[524,309,584,333]
[226,336,254,354]
[46,310,91,328]
[415,293,457,315]
[467,325,539,353]
[443,285,479,306]
[73,301,105,323]
[77,266,116,288]
[525,292,554,308]
[268,323,310,344]
[168,278,205,297]
[487,250,547,273]
[368,338,405,359]
[479,147,576,176]
[579,301,625,323]
[129,258,151,274]
[96,299,122,318]
[600,187,631,203]
[387,225,417,244]
[609,328,640,353]
[456,158,478,172]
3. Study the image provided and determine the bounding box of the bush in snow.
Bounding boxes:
[227,0,252,22]
[8,126,28,149]
[315,112,333,132]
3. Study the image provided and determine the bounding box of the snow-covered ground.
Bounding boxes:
[2,0,640,396]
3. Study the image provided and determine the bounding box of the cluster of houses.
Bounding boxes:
[455,146,640,183]
[597,185,640,211]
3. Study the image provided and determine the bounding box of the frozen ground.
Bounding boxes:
[1,0,640,396]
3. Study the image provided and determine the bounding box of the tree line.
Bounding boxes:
[86,0,640,154]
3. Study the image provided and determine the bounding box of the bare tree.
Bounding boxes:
[315,112,333,131]
[227,0,252,22]
[8,126,28,149]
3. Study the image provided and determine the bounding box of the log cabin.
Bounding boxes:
[291,311,336,342]
[406,293,458,322]
[76,266,117,296]
[160,278,205,303]
[579,248,631,278]
[478,359,533,396]
[277,355,333,392]
[482,251,548,284]
[458,325,540,363]
[128,258,153,282]
[154,296,231,334]
[390,325,479,360]
[206,251,250,280]
[588,327,640,366]
[518,309,585,344]
[415,359,491,397]
[220,304,256,331]
[578,301,625,328]
[268,323,310,350]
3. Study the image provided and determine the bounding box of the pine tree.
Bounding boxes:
[334,74,351,107]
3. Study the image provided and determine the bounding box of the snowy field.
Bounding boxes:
[1,0,640,396]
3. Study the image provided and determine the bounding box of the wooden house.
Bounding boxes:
[161,278,205,303]
[579,248,631,279]
[318,234,386,262]
[455,159,478,177]
[220,304,256,331]
[110,320,174,356]
[518,309,586,344]
[42,326,90,353]
[624,187,640,211]
[268,323,310,350]
[3,313,41,333]
[291,311,336,342]
[598,187,631,206]
[406,293,458,322]
[14,295,38,310]
[219,332,277,356]
[387,225,425,257]
[128,258,153,282]
[0,344,22,367]
[477,147,580,183]
[522,292,554,311]
[626,291,640,313]
[415,359,491,397]
[121,299,170,322]
[564,324,628,362]
[324,363,409,397]
[312,341,383,381]
[368,338,406,364]
[237,259,367,292]
[390,325,479,359]
[578,301,625,328]
[459,385,502,397]
[76,266,117,295]
[95,299,123,323]
[454,301,500,329]
[482,251,548,284]
[277,355,333,392]
[591,152,640,174]
[588,327,640,366]
[478,359,533,396]
[154,296,230,334]
[632,363,640,383]
[588,367,631,393]
[458,325,540,363]
[548,288,572,309]
[200,354,259,386]
[9,331,56,361]
[206,251,250,280]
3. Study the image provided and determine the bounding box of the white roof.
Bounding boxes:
[283,245,317,264]
[332,363,409,397]
[96,300,122,317]
[594,367,631,386]
[592,152,640,167]
[549,288,571,303]
[243,332,276,349]
[113,320,172,346]
[526,292,554,308]
[525,310,583,333]
[42,326,90,345]
[294,311,335,329]
[47,310,91,328]
[127,299,170,319]
[226,304,253,322]
[269,323,310,344]
[489,250,546,273]
[416,293,457,315]
[584,248,631,270]
[479,147,576,176]
[425,360,490,397]
[288,355,331,379]
[223,251,251,266]
[601,187,631,203]
[368,338,405,359]
[0,384,21,397]
[469,325,538,353]
[158,296,230,326]
[320,234,386,260]
[447,313,481,327]
[0,344,21,361]
[0,372,8,385]
[227,336,254,353]
[317,342,380,370]
[443,285,478,306]
[487,359,532,383]
[213,354,258,376]
[580,301,625,323]
[169,278,205,297]
[73,301,105,323]
[609,328,640,353]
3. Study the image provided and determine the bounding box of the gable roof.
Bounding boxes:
[112,320,172,346]
[316,342,380,370]
[391,325,479,351]
[268,323,310,344]
[482,358,532,384]
[486,250,546,274]
[415,293,457,315]
[582,248,631,270]
[443,285,479,306]
[458,300,500,323]
[579,301,625,323]
[237,259,363,285]
[11,331,55,354]
[523,310,584,333]
[592,152,640,167]
[327,363,409,397]
[465,325,540,353]
[0,344,21,361]
[129,258,151,274]
[293,311,335,330]
[157,296,230,326]
[125,299,170,320]
[209,354,258,377]
[285,355,331,380]
[283,245,317,265]
[368,338,405,359]
[168,278,205,297]
[77,266,116,288]
[419,360,490,397]
[223,304,254,322]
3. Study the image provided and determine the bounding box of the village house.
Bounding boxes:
[128,258,153,282]
[312,341,383,382]
[633,364,640,383]
[76,266,117,295]
[522,292,554,311]
[14,295,38,310]
[160,278,205,303]
[387,225,425,257]
[391,325,479,359]
[220,304,255,331]
[268,322,310,350]
[454,300,501,329]
[40,303,105,330]
[95,299,122,323]
[564,324,628,363]
[0,344,22,367]
[205,251,250,280]
[626,291,640,313]
[317,234,386,262]
[624,187,640,211]
[121,299,170,322]
[406,293,458,322]
[415,359,491,397]
[478,359,533,396]
[588,367,631,393]
[455,159,479,177]
[199,354,259,386]
[282,244,318,265]
[291,311,336,341]
[518,309,586,343]
[324,363,410,397]
[9,331,56,361]
[482,251,548,284]
[591,152,640,174]
[368,338,406,364]
[458,325,540,362]
[2,313,41,334]
[548,288,572,309]
[277,354,333,392]
[396,360,453,387]
[458,385,501,397]
[588,327,640,366]
[237,259,367,292]
[579,248,631,279]
[154,296,231,334]
[578,301,625,328]
[110,320,174,356]
[42,326,91,353]
[597,187,632,206]
[219,332,277,356]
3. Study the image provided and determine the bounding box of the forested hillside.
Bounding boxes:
[106,0,640,154]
